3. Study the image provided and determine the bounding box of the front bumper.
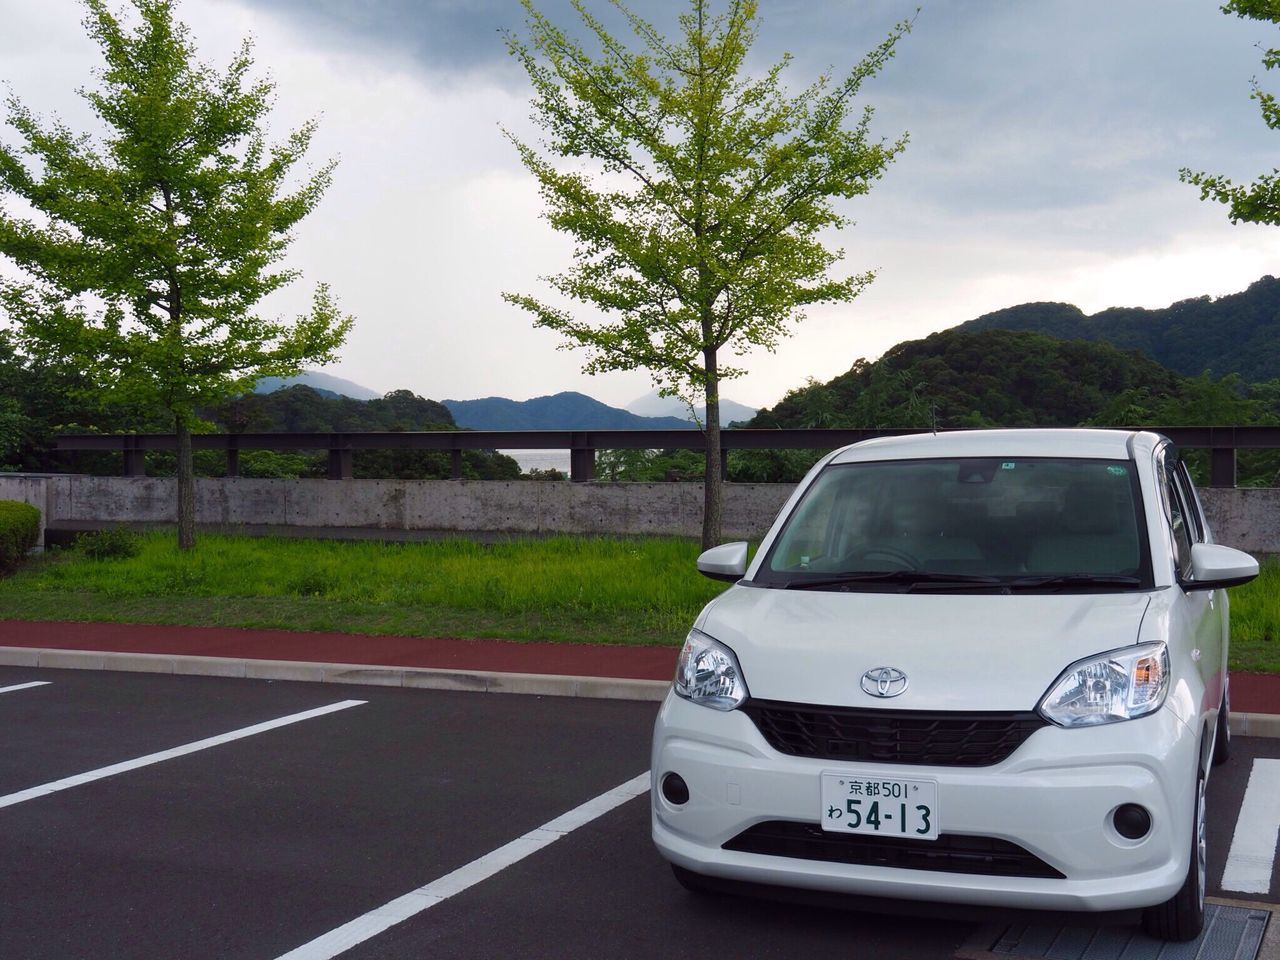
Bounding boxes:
[651,692,1200,912]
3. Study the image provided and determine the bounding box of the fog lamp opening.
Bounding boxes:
[1113,803,1152,840]
[661,773,690,806]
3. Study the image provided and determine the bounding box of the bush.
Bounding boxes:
[75,527,141,560]
[0,500,40,573]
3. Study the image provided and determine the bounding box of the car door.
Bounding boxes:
[1157,447,1223,725]
[1175,459,1228,705]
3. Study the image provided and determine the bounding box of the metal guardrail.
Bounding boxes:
[52,426,1280,485]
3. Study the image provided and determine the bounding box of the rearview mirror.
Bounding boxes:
[1183,542,1259,591]
[697,541,748,583]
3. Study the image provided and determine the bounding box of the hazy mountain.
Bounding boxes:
[443,392,696,430]
[956,275,1280,382]
[255,370,382,401]
[625,389,757,426]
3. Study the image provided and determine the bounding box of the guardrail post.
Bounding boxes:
[451,449,463,480]
[226,436,240,478]
[327,434,353,480]
[570,434,594,482]
[123,435,146,477]
[1210,447,1236,488]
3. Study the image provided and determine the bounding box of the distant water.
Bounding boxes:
[504,450,573,475]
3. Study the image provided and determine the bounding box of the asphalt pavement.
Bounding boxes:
[1,665,1277,960]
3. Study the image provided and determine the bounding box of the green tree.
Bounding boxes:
[0,0,351,549]
[504,0,909,548]
[1181,0,1280,223]
[0,396,26,468]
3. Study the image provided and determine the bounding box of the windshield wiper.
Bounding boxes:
[781,571,1003,591]
[1005,574,1142,591]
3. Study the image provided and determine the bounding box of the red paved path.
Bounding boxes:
[2,619,1278,714]
[0,620,678,681]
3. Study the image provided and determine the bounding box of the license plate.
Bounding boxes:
[820,772,939,840]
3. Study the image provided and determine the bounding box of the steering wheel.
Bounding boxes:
[842,545,921,570]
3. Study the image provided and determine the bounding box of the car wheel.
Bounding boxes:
[1212,684,1231,766]
[1142,769,1206,942]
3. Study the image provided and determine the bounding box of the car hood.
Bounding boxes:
[698,586,1153,712]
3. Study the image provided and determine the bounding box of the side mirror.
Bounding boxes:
[1183,542,1259,591]
[697,541,749,583]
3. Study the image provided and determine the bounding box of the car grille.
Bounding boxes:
[724,821,1065,879]
[740,700,1046,766]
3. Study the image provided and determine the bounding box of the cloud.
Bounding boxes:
[3,0,1279,411]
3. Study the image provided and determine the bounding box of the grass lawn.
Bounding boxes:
[0,532,1276,671]
[1224,554,1280,673]
[0,532,729,647]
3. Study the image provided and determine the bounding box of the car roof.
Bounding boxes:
[828,428,1161,464]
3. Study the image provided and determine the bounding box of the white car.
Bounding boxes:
[651,429,1259,941]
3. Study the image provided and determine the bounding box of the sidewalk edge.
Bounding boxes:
[0,646,670,703]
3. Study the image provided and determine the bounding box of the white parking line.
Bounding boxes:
[0,699,366,810]
[1221,758,1280,894]
[274,771,652,960]
[0,681,51,695]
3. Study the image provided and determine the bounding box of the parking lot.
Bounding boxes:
[1,666,1276,960]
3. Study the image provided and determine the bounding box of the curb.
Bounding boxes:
[1230,711,1280,739]
[2,646,1278,731]
[0,646,671,703]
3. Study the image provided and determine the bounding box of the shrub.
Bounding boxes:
[75,527,141,560]
[0,500,40,573]
[525,467,567,481]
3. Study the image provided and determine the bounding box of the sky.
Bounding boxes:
[1,0,1279,411]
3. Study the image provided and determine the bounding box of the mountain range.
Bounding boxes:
[259,274,1280,431]
[257,376,754,431]
[958,275,1280,382]
[442,392,694,431]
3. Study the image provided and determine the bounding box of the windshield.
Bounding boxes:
[756,457,1152,591]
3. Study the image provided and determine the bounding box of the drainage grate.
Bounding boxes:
[988,904,1270,960]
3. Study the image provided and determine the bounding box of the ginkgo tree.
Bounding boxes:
[1182,0,1280,223]
[0,0,351,550]
[504,0,910,548]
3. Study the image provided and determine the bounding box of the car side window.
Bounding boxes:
[1174,462,1206,544]
[1157,452,1194,578]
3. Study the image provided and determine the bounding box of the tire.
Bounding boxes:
[1142,770,1206,941]
[1212,684,1231,767]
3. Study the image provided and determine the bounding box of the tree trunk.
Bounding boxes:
[175,415,196,551]
[702,350,723,551]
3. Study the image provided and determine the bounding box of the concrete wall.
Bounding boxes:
[0,475,793,542]
[1,474,1276,553]
[1199,487,1280,555]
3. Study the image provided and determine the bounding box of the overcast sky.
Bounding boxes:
[2,0,1278,410]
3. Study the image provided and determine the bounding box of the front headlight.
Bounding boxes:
[1039,642,1170,728]
[674,629,749,711]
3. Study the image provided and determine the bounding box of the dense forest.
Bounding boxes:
[728,328,1280,484]
[958,275,1280,382]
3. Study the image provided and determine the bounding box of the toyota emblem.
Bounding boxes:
[861,666,909,698]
